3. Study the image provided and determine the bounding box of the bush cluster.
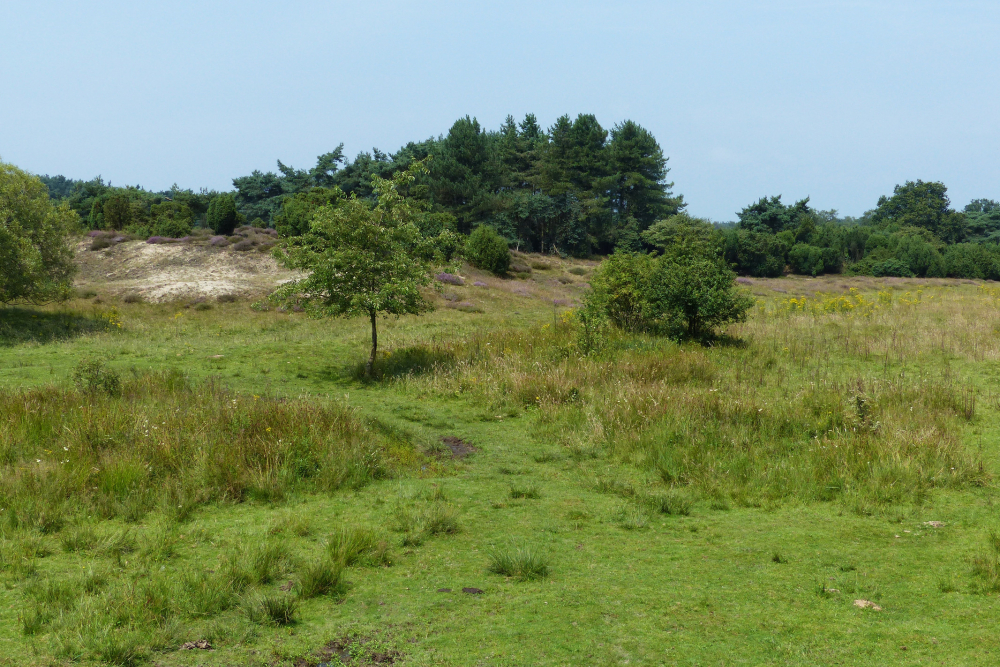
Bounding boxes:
[585,248,753,340]
[465,225,511,276]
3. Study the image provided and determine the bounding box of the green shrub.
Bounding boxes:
[722,228,787,277]
[586,252,654,332]
[274,187,344,237]
[152,216,192,239]
[587,249,753,339]
[788,243,826,276]
[432,229,465,262]
[206,194,240,236]
[466,225,511,275]
[101,194,133,231]
[0,161,78,305]
[645,254,755,339]
[641,213,720,255]
[149,200,193,238]
[72,359,122,396]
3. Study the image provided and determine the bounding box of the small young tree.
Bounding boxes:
[272,161,432,376]
[645,253,755,338]
[0,160,77,305]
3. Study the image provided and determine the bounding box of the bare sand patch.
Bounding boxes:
[74,240,302,302]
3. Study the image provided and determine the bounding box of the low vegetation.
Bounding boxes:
[2,273,1000,664]
[0,366,406,531]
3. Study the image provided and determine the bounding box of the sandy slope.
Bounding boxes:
[73,240,302,302]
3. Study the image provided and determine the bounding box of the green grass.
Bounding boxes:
[2,270,1000,664]
[486,543,550,581]
[296,557,344,599]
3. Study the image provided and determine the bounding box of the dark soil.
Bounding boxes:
[442,436,477,459]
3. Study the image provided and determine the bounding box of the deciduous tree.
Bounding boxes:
[272,161,432,376]
[0,160,77,305]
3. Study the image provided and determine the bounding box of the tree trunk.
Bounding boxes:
[366,310,378,377]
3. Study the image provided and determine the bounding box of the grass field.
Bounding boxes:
[2,257,1000,666]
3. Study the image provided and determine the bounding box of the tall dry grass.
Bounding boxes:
[0,369,408,529]
[398,283,993,508]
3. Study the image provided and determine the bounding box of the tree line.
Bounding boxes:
[39,113,682,257]
[716,183,1000,279]
[29,111,1000,281]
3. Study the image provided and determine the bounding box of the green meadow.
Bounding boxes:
[2,265,1000,666]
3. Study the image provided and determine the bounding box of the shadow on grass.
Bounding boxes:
[349,344,456,383]
[0,307,107,347]
[704,333,749,349]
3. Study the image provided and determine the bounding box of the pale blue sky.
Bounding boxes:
[1,1,997,220]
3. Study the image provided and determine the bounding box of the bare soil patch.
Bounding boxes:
[441,436,477,459]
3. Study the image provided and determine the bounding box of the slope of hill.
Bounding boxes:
[73,239,302,302]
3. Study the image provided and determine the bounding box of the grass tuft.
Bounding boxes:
[86,628,148,667]
[61,526,98,553]
[652,489,693,516]
[244,592,298,626]
[971,530,1000,593]
[327,527,392,567]
[509,483,541,500]
[297,558,344,599]
[487,544,550,581]
[0,372,401,531]
[615,505,649,531]
[423,504,460,536]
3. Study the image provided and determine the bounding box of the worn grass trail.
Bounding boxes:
[2,273,1000,665]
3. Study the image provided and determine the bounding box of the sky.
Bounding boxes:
[1,0,997,221]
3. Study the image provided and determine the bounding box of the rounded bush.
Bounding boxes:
[465,226,510,276]
[153,216,192,239]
